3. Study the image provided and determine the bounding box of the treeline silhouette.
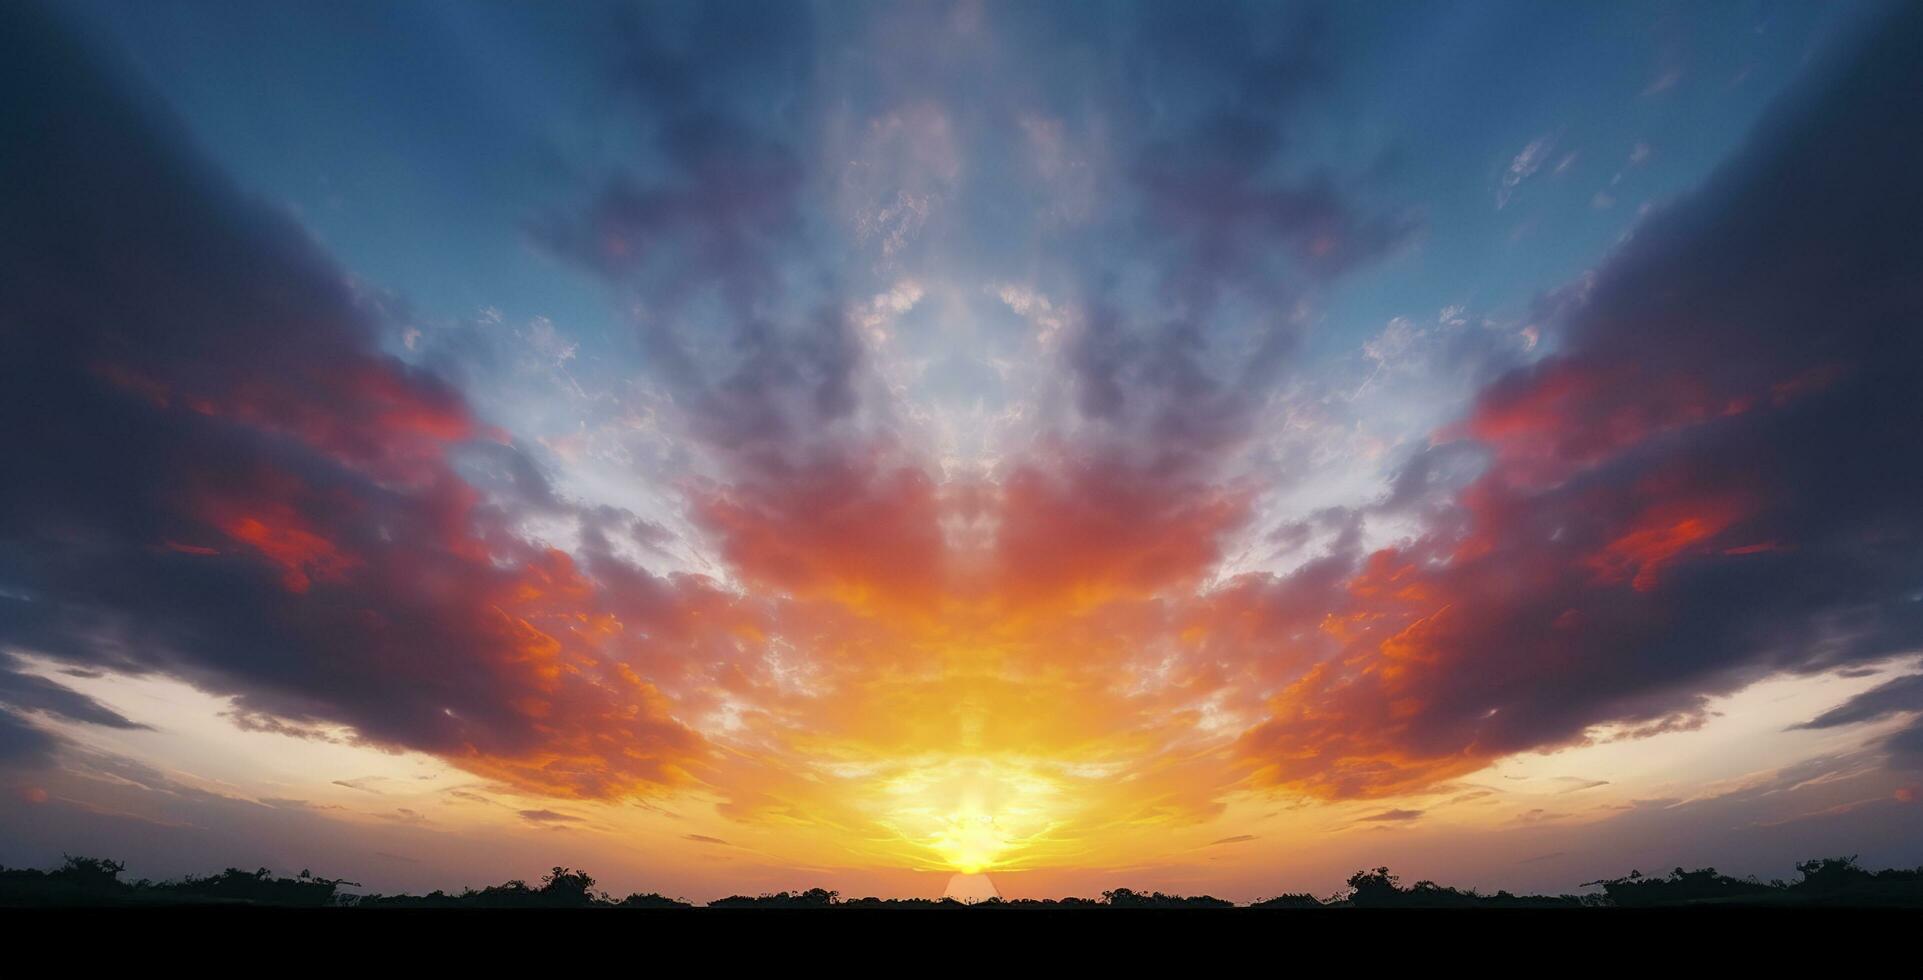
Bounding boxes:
[3,854,1920,908]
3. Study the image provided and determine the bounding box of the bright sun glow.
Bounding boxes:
[872,757,1067,872]
[931,809,1004,874]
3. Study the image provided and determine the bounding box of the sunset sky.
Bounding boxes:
[3,0,1922,903]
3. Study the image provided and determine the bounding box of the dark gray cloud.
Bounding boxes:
[0,708,61,767]
[1885,722,1923,772]
[978,5,1426,616]
[1796,672,1923,775]
[1058,1,1416,444]
[530,0,843,426]
[1237,3,1923,797]
[1793,674,1923,731]
[530,117,805,303]
[0,2,705,797]
[0,657,148,731]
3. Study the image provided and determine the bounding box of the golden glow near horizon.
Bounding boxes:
[877,758,1066,873]
[16,650,1919,893]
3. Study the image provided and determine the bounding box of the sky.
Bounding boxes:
[2,0,1922,903]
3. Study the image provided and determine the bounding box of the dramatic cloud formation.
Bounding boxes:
[1235,9,1923,797]
[0,3,709,798]
[1,0,1920,898]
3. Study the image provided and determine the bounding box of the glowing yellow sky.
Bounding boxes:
[14,651,1917,899]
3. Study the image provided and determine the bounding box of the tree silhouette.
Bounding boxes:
[3,852,1920,908]
[51,854,125,889]
[1344,867,1402,907]
[538,866,599,906]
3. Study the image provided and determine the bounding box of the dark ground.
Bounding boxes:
[9,904,1910,968]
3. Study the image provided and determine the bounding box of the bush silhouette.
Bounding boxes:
[709,887,840,908]
[163,866,348,907]
[4,852,1921,908]
[1582,866,1775,907]
[1250,892,1323,909]
[1101,887,1234,908]
[615,891,693,908]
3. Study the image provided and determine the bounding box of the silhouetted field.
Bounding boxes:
[4,854,1920,909]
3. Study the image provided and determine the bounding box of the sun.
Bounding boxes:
[930,809,1008,874]
[869,756,1070,873]
[942,872,1002,904]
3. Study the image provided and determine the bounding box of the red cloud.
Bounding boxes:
[1226,10,1923,797]
[691,449,947,616]
[987,453,1253,614]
